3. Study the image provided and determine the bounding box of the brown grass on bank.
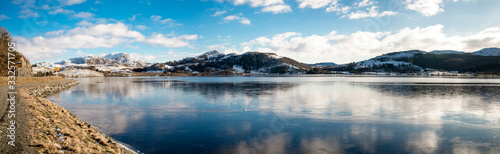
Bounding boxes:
[20,86,133,154]
[0,76,65,86]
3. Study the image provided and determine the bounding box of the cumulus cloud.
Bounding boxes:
[223,14,251,25]
[14,22,146,61]
[404,0,444,16]
[77,20,93,26]
[211,25,500,64]
[261,4,292,14]
[144,33,199,48]
[135,25,147,30]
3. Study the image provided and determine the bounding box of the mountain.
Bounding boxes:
[164,50,312,74]
[472,47,500,56]
[325,48,500,73]
[355,50,425,72]
[429,50,465,55]
[32,47,500,75]
[55,52,148,67]
[309,62,337,67]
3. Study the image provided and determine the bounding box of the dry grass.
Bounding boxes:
[0,76,65,86]
[21,87,132,154]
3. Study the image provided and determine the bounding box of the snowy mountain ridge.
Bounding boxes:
[54,52,148,67]
[472,47,500,56]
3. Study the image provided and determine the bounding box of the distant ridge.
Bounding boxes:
[31,47,500,75]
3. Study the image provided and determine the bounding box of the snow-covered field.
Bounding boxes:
[57,68,104,77]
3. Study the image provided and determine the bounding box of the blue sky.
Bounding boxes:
[1,0,500,64]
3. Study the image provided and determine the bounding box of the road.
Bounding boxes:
[0,79,75,153]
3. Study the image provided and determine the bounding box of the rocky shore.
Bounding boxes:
[24,80,79,97]
[1,78,136,153]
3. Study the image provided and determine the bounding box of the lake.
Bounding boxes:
[47,76,500,153]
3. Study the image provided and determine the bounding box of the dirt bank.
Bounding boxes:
[0,76,66,86]
[0,77,136,153]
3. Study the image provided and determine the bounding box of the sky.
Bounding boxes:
[1,0,500,64]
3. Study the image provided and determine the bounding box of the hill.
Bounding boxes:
[323,48,500,73]
[162,50,311,74]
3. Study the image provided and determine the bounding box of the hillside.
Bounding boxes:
[1,27,32,77]
[161,50,311,74]
[413,53,500,72]
[323,48,500,73]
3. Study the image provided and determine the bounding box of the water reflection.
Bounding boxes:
[47,76,500,153]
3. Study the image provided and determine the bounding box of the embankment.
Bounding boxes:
[1,78,136,153]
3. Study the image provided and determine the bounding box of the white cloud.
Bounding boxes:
[130,53,157,61]
[48,8,75,14]
[345,6,398,19]
[228,0,285,7]
[14,22,145,61]
[217,25,500,64]
[298,0,394,19]
[326,2,350,13]
[11,0,38,18]
[217,0,292,14]
[44,30,65,36]
[261,4,292,14]
[12,0,85,18]
[71,12,95,18]
[18,8,39,18]
[74,50,88,56]
[77,20,93,26]
[355,0,375,7]
[223,14,251,25]
[62,0,87,5]
[145,33,199,48]
[212,10,228,16]
[150,15,182,27]
[0,14,10,20]
[128,14,141,21]
[135,25,147,30]
[66,22,145,41]
[297,0,338,9]
[405,0,444,16]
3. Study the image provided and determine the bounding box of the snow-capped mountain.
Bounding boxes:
[309,62,337,67]
[167,50,311,74]
[356,50,424,70]
[472,47,500,56]
[55,52,148,67]
[429,50,465,55]
[196,50,225,60]
[368,50,425,62]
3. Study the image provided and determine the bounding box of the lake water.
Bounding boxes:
[47,76,500,153]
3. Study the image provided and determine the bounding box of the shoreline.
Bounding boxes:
[1,77,137,153]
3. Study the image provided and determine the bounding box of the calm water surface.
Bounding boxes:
[47,76,500,153]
